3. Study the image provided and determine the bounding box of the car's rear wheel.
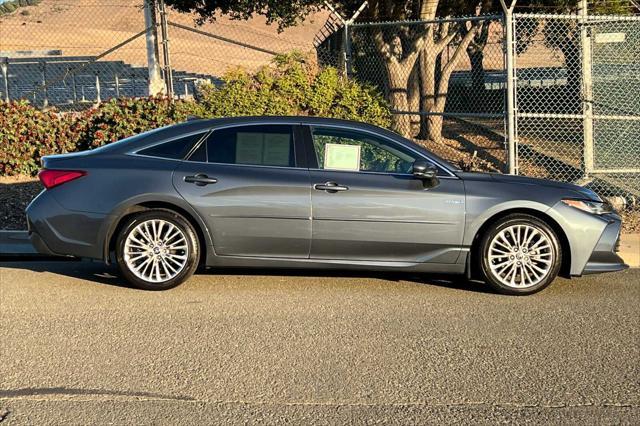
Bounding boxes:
[116,210,199,290]
[479,214,562,295]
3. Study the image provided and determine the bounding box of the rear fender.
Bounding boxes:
[101,193,214,263]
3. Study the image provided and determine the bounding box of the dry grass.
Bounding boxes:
[0,0,565,77]
[0,0,328,75]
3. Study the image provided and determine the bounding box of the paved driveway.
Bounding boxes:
[0,261,638,424]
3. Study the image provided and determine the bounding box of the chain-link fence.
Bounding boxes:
[0,0,152,109]
[340,12,639,202]
[0,0,328,109]
[513,13,640,202]
[346,16,507,173]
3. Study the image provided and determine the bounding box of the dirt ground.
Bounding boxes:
[2,174,638,233]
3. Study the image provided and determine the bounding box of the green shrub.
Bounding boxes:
[0,0,40,15]
[0,101,77,175]
[74,96,204,150]
[0,97,203,174]
[3,3,17,13]
[197,52,391,128]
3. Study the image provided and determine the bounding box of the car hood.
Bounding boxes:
[457,172,602,201]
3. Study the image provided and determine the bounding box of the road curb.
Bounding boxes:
[619,234,639,268]
[0,230,68,261]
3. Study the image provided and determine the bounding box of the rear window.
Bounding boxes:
[206,125,295,167]
[137,133,206,160]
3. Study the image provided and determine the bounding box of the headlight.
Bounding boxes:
[561,199,613,215]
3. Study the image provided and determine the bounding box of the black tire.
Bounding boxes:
[479,214,562,295]
[116,209,199,290]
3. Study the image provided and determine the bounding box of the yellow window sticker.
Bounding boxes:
[324,143,361,171]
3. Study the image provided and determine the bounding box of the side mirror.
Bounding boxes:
[412,160,438,180]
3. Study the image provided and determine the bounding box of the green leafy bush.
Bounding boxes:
[0,0,40,15]
[0,101,77,175]
[0,54,390,176]
[197,52,391,128]
[74,97,204,150]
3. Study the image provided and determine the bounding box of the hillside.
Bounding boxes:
[0,0,329,75]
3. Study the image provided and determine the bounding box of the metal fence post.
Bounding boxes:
[500,0,518,175]
[41,61,49,108]
[343,22,351,77]
[144,0,165,96]
[580,0,595,176]
[71,67,78,104]
[95,73,101,103]
[158,0,174,98]
[1,58,9,102]
[324,1,367,77]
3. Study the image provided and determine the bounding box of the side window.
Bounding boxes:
[187,139,207,162]
[206,125,295,167]
[137,132,206,160]
[311,127,417,174]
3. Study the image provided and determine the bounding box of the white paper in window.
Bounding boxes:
[235,132,264,164]
[263,133,291,166]
[324,143,361,171]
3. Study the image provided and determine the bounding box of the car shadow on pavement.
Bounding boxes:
[0,260,497,294]
[206,267,497,294]
[0,260,134,289]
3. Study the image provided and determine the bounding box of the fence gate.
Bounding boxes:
[513,13,640,199]
[587,16,640,177]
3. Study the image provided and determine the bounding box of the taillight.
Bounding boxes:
[38,169,86,189]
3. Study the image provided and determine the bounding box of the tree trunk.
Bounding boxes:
[426,114,444,142]
[407,62,420,131]
[418,48,437,139]
[466,20,490,98]
[386,60,412,137]
[418,23,479,142]
[468,48,485,96]
[559,39,582,113]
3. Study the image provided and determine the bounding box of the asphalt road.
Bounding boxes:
[0,261,639,425]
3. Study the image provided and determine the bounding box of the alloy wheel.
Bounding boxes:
[487,224,554,289]
[123,219,189,283]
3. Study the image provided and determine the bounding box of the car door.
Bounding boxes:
[173,123,312,258]
[305,125,465,263]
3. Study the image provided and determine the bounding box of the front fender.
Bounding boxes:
[545,201,611,275]
[463,200,552,247]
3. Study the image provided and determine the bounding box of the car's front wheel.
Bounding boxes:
[479,214,562,295]
[116,210,199,290]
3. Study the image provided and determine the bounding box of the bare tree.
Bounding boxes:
[418,19,480,140]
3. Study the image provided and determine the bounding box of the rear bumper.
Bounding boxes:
[26,190,109,260]
[580,217,628,275]
[29,229,57,256]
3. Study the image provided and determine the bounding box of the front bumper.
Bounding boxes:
[581,218,628,275]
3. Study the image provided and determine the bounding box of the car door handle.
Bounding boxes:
[314,182,349,192]
[184,174,218,186]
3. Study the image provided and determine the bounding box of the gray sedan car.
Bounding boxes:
[26,116,627,294]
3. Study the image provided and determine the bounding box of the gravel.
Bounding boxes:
[0,176,42,230]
